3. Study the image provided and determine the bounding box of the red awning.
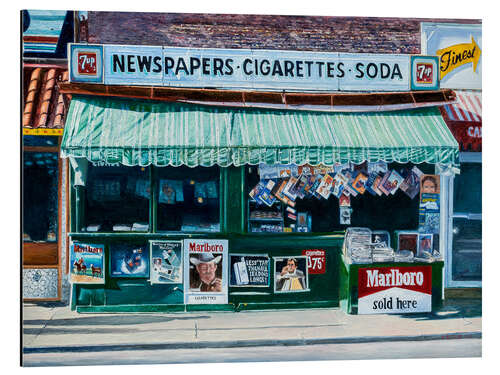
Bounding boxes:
[439,90,482,152]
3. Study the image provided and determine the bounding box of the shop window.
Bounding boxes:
[451,162,482,282]
[156,166,220,233]
[451,217,482,282]
[23,152,59,242]
[83,165,150,232]
[246,163,429,234]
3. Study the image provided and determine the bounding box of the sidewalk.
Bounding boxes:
[22,299,481,354]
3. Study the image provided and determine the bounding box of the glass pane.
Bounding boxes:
[452,217,482,282]
[453,163,482,214]
[23,152,59,242]
[156,166,220,232]
[83,165,150,232]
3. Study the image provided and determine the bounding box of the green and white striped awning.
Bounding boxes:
[61,95,459,168]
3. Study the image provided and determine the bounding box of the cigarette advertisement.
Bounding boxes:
[110,243,149,278]
[150,240,183,284]
[230,254,270,287]
[70,242,105,284]
[358,266,432,314]
[184,239,228,304]
[274,256,309,293]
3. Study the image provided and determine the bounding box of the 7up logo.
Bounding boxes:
[77,52,97,75]
[416,63,433,84]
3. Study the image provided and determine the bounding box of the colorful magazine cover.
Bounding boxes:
[277,164,298,178]
[383,170,404,195]
[418,233,433,256]
[298,164,315,176]
[339,193,351,207]
[283,176,299,201]
[295,174,309,199]
[303,175,318,197]
[334,162,350,174]
[249,181,266,205]
[310,174,323,198]
[339,206,352,225]
[332,173,347,198]
[420,174,440,195]
[316,173,334,199]
[352,161,368,175]
[364,172,379,196]
[400,166,424,199]
[372,173,384,196]
[352,172,368,194]
[368,161,389,174]
[258,180,277,207]
[377,171,392,195]
[342,170,359,197]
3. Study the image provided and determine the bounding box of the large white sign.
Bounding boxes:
[69,44,439,92]
[183,239,228,305]
[421,23,482,90]
[358,266,432,314]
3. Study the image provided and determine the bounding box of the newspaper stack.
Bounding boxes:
[372,245,394,263]
[414,251,434,263]
[350,246,373,264]
[394,250,414,262]
[344,227,372,263]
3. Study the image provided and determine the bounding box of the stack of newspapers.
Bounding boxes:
[372,245,394,263]
[394,250,414,262]
[344,227,372,263]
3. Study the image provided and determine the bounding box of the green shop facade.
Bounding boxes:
[61,44,459,313]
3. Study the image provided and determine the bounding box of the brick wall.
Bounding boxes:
[87,12,480,54]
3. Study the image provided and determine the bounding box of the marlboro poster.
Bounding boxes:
[70,242,105,284]
[150,240,183,284]
[184,239,228,304]
[358,266,432,314]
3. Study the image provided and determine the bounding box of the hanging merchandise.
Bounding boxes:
[316,173,335,199]
[339,206,352,225]
[352,172,368,194]
[383,170,405,195]
[418,174,440,234]
[399,166,424,199]
[159,179,176,204]
[339,193,351,207]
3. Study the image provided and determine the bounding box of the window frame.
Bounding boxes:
[75,164,225,234]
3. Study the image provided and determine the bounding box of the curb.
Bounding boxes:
[23,331,482,354]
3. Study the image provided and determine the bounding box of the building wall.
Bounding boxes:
[86,12,480,53]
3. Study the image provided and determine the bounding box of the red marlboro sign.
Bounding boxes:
[358,266,432,314]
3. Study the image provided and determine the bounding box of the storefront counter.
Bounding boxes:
[339,255,443,315]
[69,233,344,312]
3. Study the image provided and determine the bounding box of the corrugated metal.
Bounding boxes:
[61,95,459,168]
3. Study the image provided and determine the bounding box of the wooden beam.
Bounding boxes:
[58,82,456,108]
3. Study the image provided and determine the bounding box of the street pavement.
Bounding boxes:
[22,298,481,359]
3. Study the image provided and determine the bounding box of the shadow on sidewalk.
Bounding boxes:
[398,299,482,321]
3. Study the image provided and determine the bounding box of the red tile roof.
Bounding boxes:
[23,67,69,130]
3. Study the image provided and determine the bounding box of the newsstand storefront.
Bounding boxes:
[60,44,459,313]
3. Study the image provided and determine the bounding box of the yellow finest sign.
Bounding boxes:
[436,37,481,80]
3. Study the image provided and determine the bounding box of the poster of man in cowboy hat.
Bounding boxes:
[184,239,229,304]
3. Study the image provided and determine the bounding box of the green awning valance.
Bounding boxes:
[61,95,459,168]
